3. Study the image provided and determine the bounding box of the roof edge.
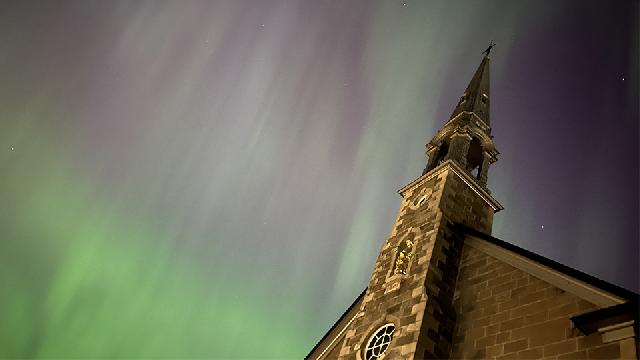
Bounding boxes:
[305,288,367,359]
[570,301,639,336]
[451,223,639,304]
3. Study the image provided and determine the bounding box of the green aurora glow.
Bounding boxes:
[0,1,636,358]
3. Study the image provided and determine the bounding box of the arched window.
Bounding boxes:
[465,137,483,179]
[435,142,449,166]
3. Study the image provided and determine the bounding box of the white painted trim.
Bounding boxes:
[465,236,626,307]
[599,320,635,343]
[315,313,358,360]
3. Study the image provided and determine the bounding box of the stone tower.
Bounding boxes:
[336,54,503,359]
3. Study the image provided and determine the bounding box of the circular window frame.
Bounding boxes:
[363,323,395,360]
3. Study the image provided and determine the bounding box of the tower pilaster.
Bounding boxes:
[444,132,472,167]
[478,151,492,187]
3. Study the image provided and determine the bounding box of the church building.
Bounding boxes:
[306,51,639,360]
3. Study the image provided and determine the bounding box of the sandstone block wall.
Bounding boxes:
[451,244,628,360]
[337,162,498,360]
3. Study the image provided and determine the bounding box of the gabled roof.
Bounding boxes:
[451,223,638,304]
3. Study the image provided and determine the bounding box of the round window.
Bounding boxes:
[364,323,395,360]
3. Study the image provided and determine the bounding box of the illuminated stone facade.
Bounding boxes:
[306,55,638,360]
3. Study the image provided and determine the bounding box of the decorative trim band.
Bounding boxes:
[469,112,490,131]
[398,160,503,212]
[315,313,359,360]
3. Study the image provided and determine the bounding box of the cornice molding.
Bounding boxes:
[444,111,490,131]
[428,113,498,156]
[398,160,503,212]
[469,112,490,132]
[443,111,466,126]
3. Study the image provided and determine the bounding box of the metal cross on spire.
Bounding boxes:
[482,40,496,57]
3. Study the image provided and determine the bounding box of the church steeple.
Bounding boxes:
[311,44,638,360]
[332,49,503,360]
[422,52,498,190]
[449,55,491,126]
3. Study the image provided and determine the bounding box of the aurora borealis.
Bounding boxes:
[0,0,637,358]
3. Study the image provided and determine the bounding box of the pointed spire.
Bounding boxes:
[448,53,491,126]
[423,47,499,186]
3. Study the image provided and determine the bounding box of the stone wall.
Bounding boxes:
[336,161,499,360]
[451,244,629,359]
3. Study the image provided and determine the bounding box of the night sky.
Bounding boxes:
[0,0,637,358]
